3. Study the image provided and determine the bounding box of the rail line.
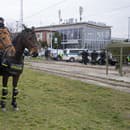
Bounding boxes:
[26,60,130,72]
[26,61,130,93]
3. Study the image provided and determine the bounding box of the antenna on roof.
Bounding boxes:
[79,6,83,22]
[58,9,62,24]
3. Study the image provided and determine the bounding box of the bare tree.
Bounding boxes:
[6,22,18,33]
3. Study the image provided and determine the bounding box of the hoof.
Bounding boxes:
[13,107,19,111]
[1,107,6,112]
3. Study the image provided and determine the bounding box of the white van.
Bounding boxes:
[62,49,87,62]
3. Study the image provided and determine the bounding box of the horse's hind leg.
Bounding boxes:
[0,75,9,111]
[11,75,20,111]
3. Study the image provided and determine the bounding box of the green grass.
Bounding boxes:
[0,68,130,130]
[25,56,45,62]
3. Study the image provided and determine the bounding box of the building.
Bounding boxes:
[35,21,111,50]
[35,30,55,47]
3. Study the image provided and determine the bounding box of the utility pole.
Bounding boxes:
[128,17,130,41]
[50,31,53,48]
[20,0,23,30]
[16,21,19,32]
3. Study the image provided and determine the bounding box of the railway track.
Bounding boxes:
[26,61,130,93]
[26,60,130,72]
[28,60,116,70]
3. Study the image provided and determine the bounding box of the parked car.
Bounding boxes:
[62,49,87,62]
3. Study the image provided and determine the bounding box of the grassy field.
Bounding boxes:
[0,68,130,130]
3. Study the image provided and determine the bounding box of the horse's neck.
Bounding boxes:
[15,46,24,59]
[14,47,24,63]
[14,36,24,60]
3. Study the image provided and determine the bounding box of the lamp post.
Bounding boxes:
[16,21,19,32]
[128,17,130,41]
[54,37,58,58]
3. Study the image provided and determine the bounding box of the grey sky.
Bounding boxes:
[0,0,130,38]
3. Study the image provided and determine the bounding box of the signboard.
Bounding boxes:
[54,38,58,44]
[61,40,79,44]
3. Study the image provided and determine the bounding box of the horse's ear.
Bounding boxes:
[31,26,35,31]
[22,24,28,30]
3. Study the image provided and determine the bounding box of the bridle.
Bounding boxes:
[0,38,13,51]
[21,30,38,51]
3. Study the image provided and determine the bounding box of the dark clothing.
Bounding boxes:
[81,51,89,65]
[100,51,106,59]
[45,49,50,60]
[91,50,98,64]
[98,51,106,65]
[0,23,4,28]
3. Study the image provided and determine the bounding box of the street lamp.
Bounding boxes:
[16,21,19,32]
[54,37,58,58]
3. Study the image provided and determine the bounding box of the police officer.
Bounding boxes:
[91,50,98,64]
[45,48,50,60]
[127,55,130,65]
[99,50,106,65]
[0,17,5,28]
[81,50,89,65]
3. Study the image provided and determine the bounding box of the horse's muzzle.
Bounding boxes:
[30,47,38,57]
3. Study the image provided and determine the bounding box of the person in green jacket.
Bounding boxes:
[127,55,130,64]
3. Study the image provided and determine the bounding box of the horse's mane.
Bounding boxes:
[12,33,20,46]
[12,28,33,46]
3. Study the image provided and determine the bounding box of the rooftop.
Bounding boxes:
[35,22,111,31]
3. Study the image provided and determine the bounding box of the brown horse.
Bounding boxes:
[0,26,38,111]
[0,28,16,57]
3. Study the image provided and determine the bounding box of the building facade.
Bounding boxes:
[35,22,111,50]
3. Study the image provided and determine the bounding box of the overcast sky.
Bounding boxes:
[0,0,130,38]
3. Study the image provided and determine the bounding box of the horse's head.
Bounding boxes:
[21,25,38,57]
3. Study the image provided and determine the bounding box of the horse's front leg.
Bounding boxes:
[0,75,9,111]
[12,75,20,111]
